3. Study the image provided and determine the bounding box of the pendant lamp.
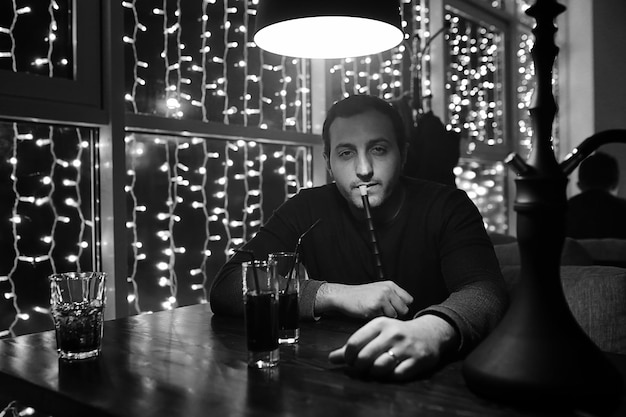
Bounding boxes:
[253,0,404,59]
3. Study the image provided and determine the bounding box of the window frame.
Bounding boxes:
[0,1,103,124]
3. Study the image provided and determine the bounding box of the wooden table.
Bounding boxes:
[0,304,624,417]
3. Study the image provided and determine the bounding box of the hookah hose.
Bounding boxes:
[359,185,385,280]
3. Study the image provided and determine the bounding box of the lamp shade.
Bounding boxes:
[253,0,404,59]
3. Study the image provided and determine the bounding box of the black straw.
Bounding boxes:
[285,218,321,292]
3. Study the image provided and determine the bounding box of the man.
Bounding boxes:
[566,151,626,239]
[210,95,508,380]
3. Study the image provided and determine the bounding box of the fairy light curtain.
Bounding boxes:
[122,0,312,314]
[455,159,507,233]
[516,30,560,159]
[327,0,425,102]
[0,0,72,77]
[0,1,98,339]
[0,122,97,338]
[516,29,535,157]
[444,6,513,233]
[444,10,505,153]
[125,133,310,314]
[1,0,313,332]
[123,0,310,130]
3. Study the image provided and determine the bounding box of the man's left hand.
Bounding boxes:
[328,314,459,380]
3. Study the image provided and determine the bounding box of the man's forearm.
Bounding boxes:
[313,282,338,316]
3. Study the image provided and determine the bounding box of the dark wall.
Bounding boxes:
[594,0,626,198]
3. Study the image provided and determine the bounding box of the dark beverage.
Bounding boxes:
[52,301,104,358]
[245,292,279,352]
[279,291,298,330]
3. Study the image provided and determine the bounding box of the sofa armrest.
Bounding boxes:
[493,237,593,267]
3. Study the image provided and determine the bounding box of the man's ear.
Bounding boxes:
[401,142,409,168]
[323,153,333,177]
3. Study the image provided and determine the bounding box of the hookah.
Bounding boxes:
[462,0,626,415]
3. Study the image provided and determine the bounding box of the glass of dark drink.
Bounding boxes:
[268,252,300,344]
[242,260,279,368]
[49,272,107,361]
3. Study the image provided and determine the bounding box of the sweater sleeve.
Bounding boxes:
[415,280,508,356]
[415,188,509,356]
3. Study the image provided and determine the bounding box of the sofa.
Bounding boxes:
[490,234,626,354]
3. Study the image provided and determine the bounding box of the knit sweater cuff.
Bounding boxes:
[414,306,468,356]
[299,279,326,321]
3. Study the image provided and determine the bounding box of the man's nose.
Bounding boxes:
[355,153,373,178]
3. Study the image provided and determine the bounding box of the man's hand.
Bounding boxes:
[328,314,459,381]
[314,281,413,319]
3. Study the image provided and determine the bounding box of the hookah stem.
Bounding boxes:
[359,186,385,280]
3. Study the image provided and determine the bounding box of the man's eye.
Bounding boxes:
[338,150,353,159]
[371,146,387,155]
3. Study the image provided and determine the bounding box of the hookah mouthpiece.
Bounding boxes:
[358,184,385,280]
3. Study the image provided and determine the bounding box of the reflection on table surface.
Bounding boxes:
[0,303,624,417]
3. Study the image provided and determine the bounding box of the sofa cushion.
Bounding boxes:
[500,265,626,354]
[563,266,626,354]
[494,238,593,267]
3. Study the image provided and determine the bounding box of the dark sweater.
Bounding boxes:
[209,177,508,353]
[565,189,626,239]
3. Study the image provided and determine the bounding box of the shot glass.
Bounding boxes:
[268,252,300,344]
[49,272,106,361]
[242,260,279,368]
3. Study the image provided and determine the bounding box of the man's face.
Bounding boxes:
[325,109,405,209]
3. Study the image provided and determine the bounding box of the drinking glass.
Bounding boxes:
[242,260,279,368]
[49,272,106,361]
[268,252,300,344]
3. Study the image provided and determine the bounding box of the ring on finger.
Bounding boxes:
[386,349,400,365]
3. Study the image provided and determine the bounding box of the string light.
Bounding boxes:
[517,30,535,157]
[455,160,507,233]
[444,11,505,150]
[124,133,310,314]
[123,0,310,130]
[515,27,560,158]
[328,1,429,107]
[0,0,71,77]
[0,121,94,338]
[0,1,313,320]
[442,9,511,233]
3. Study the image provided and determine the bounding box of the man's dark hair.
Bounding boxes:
[321,95,408,156]
[578,151,619,191]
